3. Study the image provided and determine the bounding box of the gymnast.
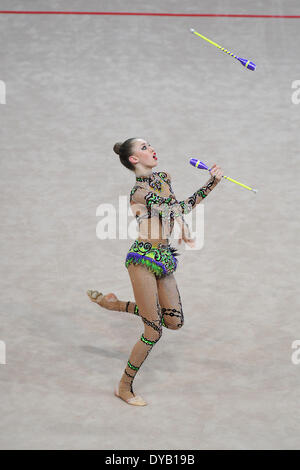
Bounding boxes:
[87,138,223,406]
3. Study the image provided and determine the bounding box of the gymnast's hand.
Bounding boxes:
[178,224,196,248]
[209,163,223,182]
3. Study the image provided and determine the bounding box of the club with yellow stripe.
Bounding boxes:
[189,159,258,193]
[190,28,256,71]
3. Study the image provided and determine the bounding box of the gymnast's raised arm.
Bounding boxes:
[165,164,222,217]
[130,166,222,221]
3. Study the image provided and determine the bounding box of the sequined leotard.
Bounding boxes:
[125,170,217,278]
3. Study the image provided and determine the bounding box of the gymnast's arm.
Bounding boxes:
[130,171,219,221]
[165,171,219,217]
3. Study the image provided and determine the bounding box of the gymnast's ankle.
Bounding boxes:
[118,378,135,400]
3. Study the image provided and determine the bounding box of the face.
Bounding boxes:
[129,139,158,169]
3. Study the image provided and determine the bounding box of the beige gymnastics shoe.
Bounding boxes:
[86,290,120,311]
[114,384,147,406]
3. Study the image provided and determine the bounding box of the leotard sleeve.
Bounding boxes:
[165,172,218,217]
[130,173,218,219]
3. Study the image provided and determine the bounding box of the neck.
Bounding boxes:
[135,169,153,178]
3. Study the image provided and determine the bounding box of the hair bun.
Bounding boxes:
[113,142,123,155]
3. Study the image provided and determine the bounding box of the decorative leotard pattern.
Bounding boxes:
[130,171,217,221]
[126,170,217,278]
[125,240,179,278]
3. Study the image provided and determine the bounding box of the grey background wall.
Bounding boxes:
[0,0,299,449]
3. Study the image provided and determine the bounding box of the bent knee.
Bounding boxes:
[166,317,184,330]
[172,321,184,330]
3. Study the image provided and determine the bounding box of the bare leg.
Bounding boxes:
[118,264,163,404]
[87,274,184,329]
[156,273,184,330]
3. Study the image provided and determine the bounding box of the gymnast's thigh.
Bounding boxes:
[156,273,184,329]
[127,263,160,322]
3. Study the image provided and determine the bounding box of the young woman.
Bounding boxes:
[87,138,223,406]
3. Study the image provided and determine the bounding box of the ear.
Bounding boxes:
[128,155,138,165]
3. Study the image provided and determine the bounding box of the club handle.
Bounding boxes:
[208,169,257,192]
